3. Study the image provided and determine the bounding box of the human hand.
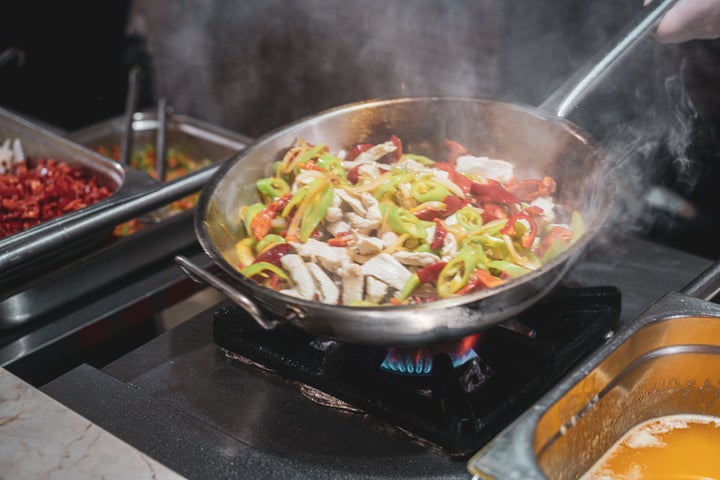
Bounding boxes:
[646,0,720,43]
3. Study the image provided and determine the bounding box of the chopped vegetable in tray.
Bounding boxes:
[96,144,212,236]
[234,135,585,306]
[0,138,111,240]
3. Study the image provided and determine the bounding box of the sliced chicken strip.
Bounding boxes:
[393,251,441,267]
[361,253,411,291]
[306,263,340,304]
[342,264,364,304]
[280,254,317,300]
[366,276,389,304]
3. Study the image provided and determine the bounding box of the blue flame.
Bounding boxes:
[380,348,478,376]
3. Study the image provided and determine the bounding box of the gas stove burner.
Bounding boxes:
[212,285,621,458]
[380,334,482,375]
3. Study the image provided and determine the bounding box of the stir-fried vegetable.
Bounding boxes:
[229,135,584,306]
[96,144,212,236]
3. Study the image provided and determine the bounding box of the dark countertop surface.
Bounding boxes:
[41,236,714,480]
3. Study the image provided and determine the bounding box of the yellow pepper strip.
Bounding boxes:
[437,246,478,297]
[275,141,307,177]
[235,238,257,268]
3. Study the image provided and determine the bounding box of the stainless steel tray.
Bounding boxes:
[0,107,156,290]
[0,112,250,327]
[467,261,720,479]
[70,111,250,168]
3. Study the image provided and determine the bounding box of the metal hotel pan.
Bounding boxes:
[176,0,679,346]
[69,111,251,169]
[0,114,250,328]
[0,107,154,289]
[467,261,720,480]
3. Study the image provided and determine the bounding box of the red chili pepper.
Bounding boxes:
[0,157,111,239]
[416,261,448,284]
[481,203,508,222]
[505,176,556,202]
[346,143,374,161]
[445,140,468,165]
[430,219,448,250]
[347,164,362,184]
[433,162,473,194]
[299,160,323,171]
[254,242,293,266]
[457,269,504,295]
[250,193,291,240]
[470,179,519,205]
[500,211,538,248]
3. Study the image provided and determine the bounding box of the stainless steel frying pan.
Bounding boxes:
[176,0,678,346]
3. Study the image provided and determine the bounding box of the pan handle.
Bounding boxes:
[539,0,679,118]
[174,255,284,330]
[679,260,720,302]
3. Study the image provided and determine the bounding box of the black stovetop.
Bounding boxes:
[40,236,711,480]
[212,285,620,459]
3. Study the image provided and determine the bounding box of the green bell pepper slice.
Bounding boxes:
[437,246,478,297]
[386,206,430,239]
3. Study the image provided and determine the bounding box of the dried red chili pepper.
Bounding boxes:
[433,162,473,194]
[346,143,374,161]
[416,261,448,284]
[0,158,111,239]
[457,269,505,295]
[500,211,538,248]
[254,242,293,266]
[470,179,519,205]
[506,176,556,202]
[430,219,449,250]
[250,193,291,240]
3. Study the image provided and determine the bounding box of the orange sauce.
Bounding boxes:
[580,414,720,480]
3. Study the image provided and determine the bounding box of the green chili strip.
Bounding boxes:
[256,177,290,198]
[300,184,335,241]
[256,234,286,254]
[437,246,478,297]
[456,207,484,230]
[488,260,531,279]
[410,179,451,203]
[387,206,430,239]
[398,273,421,301]
[239,261,290,281]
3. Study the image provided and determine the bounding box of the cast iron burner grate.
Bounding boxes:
[213,285,620,458]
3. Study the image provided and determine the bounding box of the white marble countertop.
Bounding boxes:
[0,367,185,479]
